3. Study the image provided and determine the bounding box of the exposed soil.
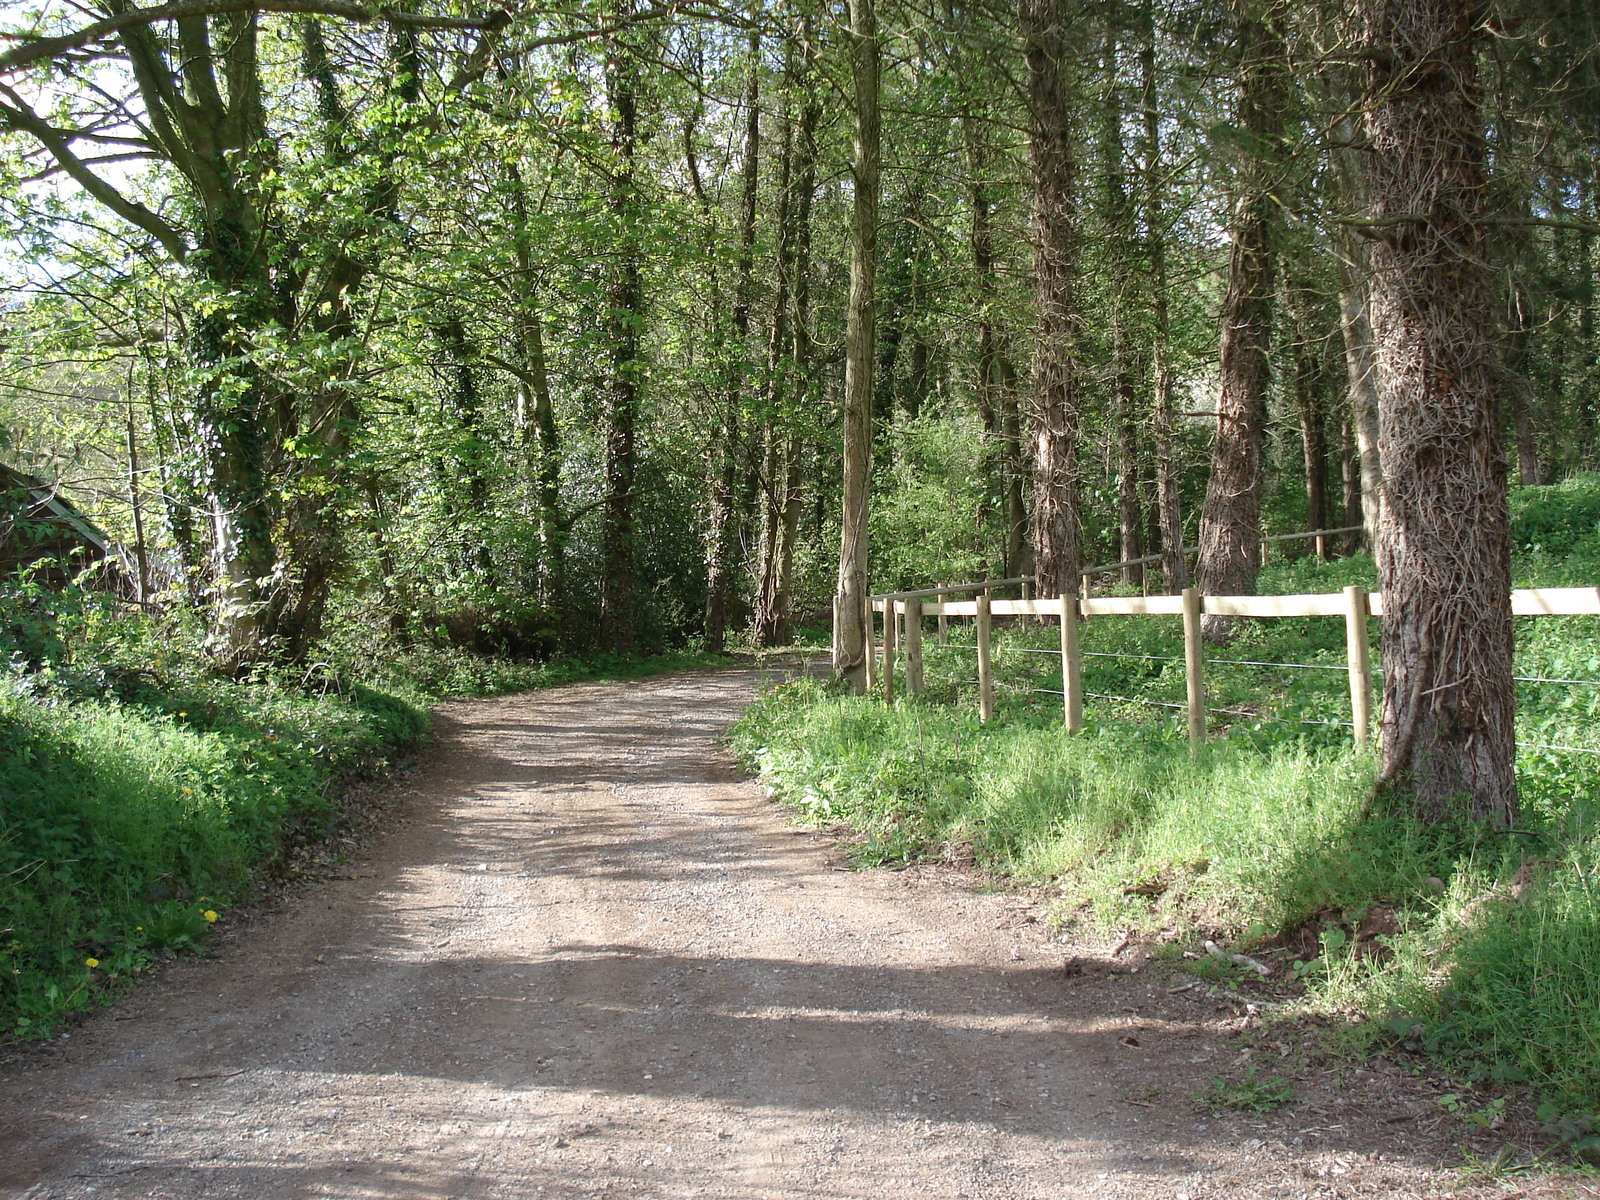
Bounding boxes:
[1,666,1592,1199]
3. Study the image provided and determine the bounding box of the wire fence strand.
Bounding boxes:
[901,621,1600,755]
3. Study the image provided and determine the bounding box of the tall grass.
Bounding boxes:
[733,477,1600,1111]
[0,660,428,1036]
[0,588,720,1038]
[733,679,1600,1107]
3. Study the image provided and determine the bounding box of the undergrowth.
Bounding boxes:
[732,475,1600,1116]
[0,584,717,1040]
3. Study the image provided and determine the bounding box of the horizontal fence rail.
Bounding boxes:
[864,585,1600,752]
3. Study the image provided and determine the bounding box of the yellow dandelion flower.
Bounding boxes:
[85,958,99,969]
[183,787,192,794]
[203,910,219,923]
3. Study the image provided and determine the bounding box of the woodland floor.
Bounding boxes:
[1,665,1595,1200]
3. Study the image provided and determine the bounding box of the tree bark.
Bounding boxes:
[1142,5,1186,593]
[704,33,762,653]
[833,0,878,690]
[1196,0,1286,631]
[1021,0,1083,600]
[754,42,818,648]
[1363,0,1517,825]
[599,19,645,654]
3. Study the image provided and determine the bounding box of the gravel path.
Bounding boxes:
[0,667,1561,1198]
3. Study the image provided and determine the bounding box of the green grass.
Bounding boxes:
[0,661,426,1037]
[0,589,722,1039]
[1194,1066,1295,1113]
[733,476,1600,1114]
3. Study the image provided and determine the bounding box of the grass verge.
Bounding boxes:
[733,478,1600,1117]
[0,598,719,1040]
[733,678,1600,1113]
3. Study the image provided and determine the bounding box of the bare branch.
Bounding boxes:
[0,84,189,260]
[0,0,516,76]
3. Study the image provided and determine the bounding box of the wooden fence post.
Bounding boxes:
[976,593,994,723]
[864,595,876,690]
[1182,587,1206,751]
[936,587,948,645]
[905,597,924,695]
[1059,595,1083,732]
[882,599,898,703]
[1344,585,1374,749]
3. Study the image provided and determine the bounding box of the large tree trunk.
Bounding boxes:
[1196,0,1286,631]
[1021,0,1082,599]
[191,260,283,660]
[599,24,644,654]
[833,0,878,689]
[1363,0,1517,825]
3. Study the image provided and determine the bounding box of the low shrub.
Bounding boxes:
[0,590,719,1038]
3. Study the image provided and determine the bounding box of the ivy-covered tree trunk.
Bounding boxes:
[1363,0,1517,824]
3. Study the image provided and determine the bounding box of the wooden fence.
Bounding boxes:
[867,584,1600,751]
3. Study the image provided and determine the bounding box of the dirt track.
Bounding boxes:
[0,667,1567,1198]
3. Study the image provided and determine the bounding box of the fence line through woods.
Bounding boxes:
[864,579,1600,754]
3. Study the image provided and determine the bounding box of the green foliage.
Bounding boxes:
[0,597,429,1037]
[870,416,991,592]
[733,682,1452,938]
[735,502,1600,1110]
[1511,474,1600,558]
[1193,1066,1295,1113]
[0,578,716,1039]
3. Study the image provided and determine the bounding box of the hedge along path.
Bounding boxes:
[0,667,1532,1199]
